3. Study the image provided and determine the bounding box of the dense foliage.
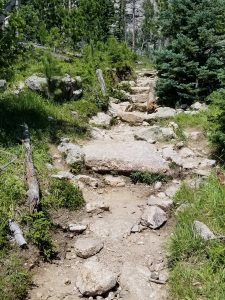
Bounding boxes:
[155,0,225,107]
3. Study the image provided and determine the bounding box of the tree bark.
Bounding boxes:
[23,124,40,213]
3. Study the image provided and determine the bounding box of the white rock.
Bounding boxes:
[90,113,112,127]
[86,201,109,213]
[154,181,162,190]
[147,107,176,120]
[141,206,167,229]
[193,221,216,241]
[179,147,195,158]
[104,175,126,187]
[76,261,118,296]
[74,237,104,258]
[68,224,87,233]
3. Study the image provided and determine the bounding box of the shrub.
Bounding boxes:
[130,171,169,185]
[44,179,85,210]
[25,211,56,260]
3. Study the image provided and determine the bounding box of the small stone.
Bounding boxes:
[175,203,190,215]
[154,181,162,190]
[176,141,184,149]
[68,224,87,234]
[51,171,75,180]
[74,237,104,258]
[131,224,140,233]
[150,271,159,280]
[86,201,110,214]
[193,220,216,241]
[64,279,71,285]
[141,206,167,229]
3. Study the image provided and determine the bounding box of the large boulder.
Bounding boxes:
[83,141,169,173]
[147,107,177,120]
[25,74,47,92]
[74,237,104,258]
[76,261,118,296]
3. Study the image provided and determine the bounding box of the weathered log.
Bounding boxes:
[96,69,107,96]
[22,123,40,213]
[9,219,27,248]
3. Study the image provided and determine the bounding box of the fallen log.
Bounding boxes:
[96,68,107,96]
[22,123,40,213]
[8,219,27,248]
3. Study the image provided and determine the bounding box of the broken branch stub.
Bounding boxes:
[96,69,107,96]
[9,219,27,248]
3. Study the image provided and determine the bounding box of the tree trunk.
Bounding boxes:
[132,0,136,50]
[23,124,40,213]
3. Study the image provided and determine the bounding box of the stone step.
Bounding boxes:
[131,86,150,95]
[131,93,149,103]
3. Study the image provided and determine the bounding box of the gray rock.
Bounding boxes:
[147,107,176,120]
[90,113,112,127]
[0,79,7,90]
[74,237,104,258]
[68,224,87,233]
[76,261,118,296]
[75,175,99,188]
[86,201,109,214]
[141,206,167,229]
[175,203,190,215]
[120,262,163,300]
[193,220,216,241]
[25,74,47,92]
[58,142,84,166]
[147,195,173,212]
[83,141,169,173]
[60,74,82,100]
[131,224,140,233]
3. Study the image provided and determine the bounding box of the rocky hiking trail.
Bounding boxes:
[28,70,215,300]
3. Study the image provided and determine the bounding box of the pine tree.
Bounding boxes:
[155,0,225,107]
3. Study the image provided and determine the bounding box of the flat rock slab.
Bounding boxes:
[147,195,173,212]
[76,261,118,296]
[120,263,166,300]
[74,237,104,258]
[83,141,169,173]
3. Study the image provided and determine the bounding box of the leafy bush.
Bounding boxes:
[44,179,85,210]
[130,171,169,185]
[169,175,225,299]
[0,255,30,300]
[26,212,56,260]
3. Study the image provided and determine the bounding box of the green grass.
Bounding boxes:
[169,175,225,300]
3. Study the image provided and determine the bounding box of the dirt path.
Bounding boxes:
[28,70,215,300]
